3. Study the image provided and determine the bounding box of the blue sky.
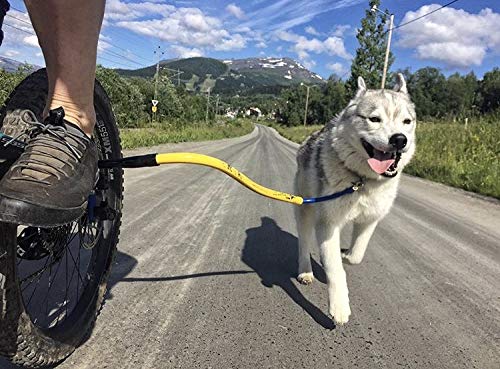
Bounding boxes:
[2,0,499,79]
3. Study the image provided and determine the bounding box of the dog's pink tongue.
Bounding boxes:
[367,158,395,174]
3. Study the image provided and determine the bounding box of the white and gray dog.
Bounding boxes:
[294,73,416,324]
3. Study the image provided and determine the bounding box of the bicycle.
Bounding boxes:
[0,68,124,368]
[0,68,364,369]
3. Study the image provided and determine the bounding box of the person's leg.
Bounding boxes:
[0,1,104,227]
[24,0,105,136]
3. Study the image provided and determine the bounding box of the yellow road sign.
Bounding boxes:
[152,106,157,113]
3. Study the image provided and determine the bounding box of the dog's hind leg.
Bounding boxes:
[343,220,378,265]
[316,223,351,325]
[296,205,315,285]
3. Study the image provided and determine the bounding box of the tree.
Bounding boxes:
[479,68,500,114]
[347,0,393,95]
[443,72,478,118]
[96,66,147,127]
[410,67,447,118]
[0,65,31,106]
[320,75,348,120]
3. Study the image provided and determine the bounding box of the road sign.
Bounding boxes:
[152,99,159,107]
[152,106,157,113]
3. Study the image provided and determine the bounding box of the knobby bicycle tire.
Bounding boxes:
[0,69,123,368]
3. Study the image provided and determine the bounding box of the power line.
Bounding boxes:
[103,28,156,63]
[102,39,154,64]
[3,22,34,35]
[4,20,147,68]
[6,13,32,26]
[5,7,153,66]
[390,0,460,32]
[97,55,142,69]
[100,48,146,67]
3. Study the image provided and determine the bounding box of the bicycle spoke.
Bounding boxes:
[67,243,86,286]
[24,255,51,307]
[37,251,65,324]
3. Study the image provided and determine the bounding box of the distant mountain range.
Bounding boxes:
[115,57,325,95]
[0,55,324,95]
[0,56,41,73]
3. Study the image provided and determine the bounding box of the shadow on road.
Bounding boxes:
[119,270,255,283]
[241,216,334,329]
[108,248,255,285]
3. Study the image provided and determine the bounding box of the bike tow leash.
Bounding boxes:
[1,133,363,206]
[98,153,364,205]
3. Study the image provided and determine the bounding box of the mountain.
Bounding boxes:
[116,56,324,95]
[0,56,41,73]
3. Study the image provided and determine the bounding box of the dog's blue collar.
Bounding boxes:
[302,181,364,204]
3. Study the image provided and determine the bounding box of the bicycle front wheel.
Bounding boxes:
[0,69,123,368]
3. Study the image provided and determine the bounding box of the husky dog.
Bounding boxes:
[294,74,416,325]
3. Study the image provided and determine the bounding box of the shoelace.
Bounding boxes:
[6,110,85,184]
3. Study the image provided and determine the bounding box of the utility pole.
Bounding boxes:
[177,68,180,86]
[215,95,220,118]
[301,83,310,127]
[371,5,394,89]
[153,46,164,122]
[205,88,211,124]
[381,14,394,89]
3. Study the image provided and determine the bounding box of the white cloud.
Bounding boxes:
[398,5,500,68]
[22,35,39,48]
[226,3,245,19]
[276,30,352,67]
[240,0,364,33]
[105,0,174,21]
[301,58,316,70]
[323,37,352,59]
[97,34,113,53]
[305,26,320,36]
[214,34,246,51]
[108,1,247,53]
[331,24,351,37]
[1,10,40,49]
[170,45,203,58]
[256,41,267,48]
[3,49,20,58]
[326,62,347,76]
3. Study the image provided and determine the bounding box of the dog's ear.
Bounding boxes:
[354,76,367,99]
[393,73,408,94]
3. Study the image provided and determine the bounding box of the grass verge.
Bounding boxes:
[270,122,500,199]
[405,123,499,199]
[120,118,254,149]
[270,124,323,144]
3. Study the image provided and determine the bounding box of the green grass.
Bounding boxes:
[120,118,254,149]
[405,123,499,199]
[270,122,500,199]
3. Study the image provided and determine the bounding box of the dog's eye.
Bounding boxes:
[369,116,381,123]
[403,119,412,125]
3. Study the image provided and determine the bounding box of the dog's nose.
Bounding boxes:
[389,134,407,151]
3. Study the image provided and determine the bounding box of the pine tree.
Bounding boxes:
[347,0,394,95]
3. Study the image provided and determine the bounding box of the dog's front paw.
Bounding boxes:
[344,253,363,265]
[330,299,351,325]
[297,272,315,285]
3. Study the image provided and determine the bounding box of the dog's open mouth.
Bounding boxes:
[361,139,399,177]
